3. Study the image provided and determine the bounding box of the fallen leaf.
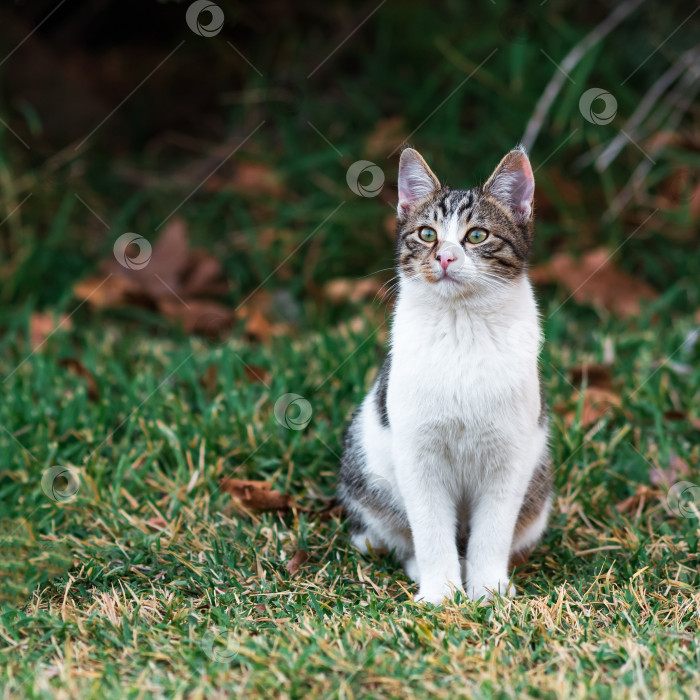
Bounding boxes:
[285,549,309,575]
[30,313,72,351]
[73,275,136,309]
[180,249,228,298]
[220,478,293,511]
[565,387,621,428]
[663,409,687,421]
[649,453,691,487]
[242,308,274,341]
[244,364,270,384]
[145,516,168,531]
[324,277,387,304]
[73,219,234,335]
[230,162,285,197]
[530,248,658,317]
[316,503,344,521]
[159,298,234,336]
[58,358,99,400]
[234,290,291,342]
[365,116,407,158]
[655,165,700,217]
[616,484,652,515]
[568,363,613,390]
[199,364,218,394]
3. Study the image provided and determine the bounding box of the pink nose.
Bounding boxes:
[437,251,456,270]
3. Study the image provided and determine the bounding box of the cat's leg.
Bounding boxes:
[465,481,521,601]
[511,459,553,555]
[402,554,420,583]
[465,439,547,601]
[394,444,462,604]
[350,524,387,554]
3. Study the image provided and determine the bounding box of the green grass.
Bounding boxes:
[1,0,700,697]
[1,293,699,698]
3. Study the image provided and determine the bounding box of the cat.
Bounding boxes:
[338,146,552,605]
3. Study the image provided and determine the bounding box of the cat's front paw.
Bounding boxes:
[415,580,462,606]
[467,580,515,603]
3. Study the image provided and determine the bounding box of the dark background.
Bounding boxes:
[1,0,698,319]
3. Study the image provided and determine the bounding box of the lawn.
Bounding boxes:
[1,1,699,698]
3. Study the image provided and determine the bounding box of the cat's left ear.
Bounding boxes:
[484,147,535,222]
[397,148,441,216]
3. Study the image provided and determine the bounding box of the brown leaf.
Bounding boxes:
[530,249,658,317]
[565,387,621,428]
[220,478,293,511]
[145,516,168,531]
[568,363,613,390]
[649,453,691,487]
[58,358,99,401]
[73,274,136,309]
[230,162,285,197]
[663,409,687,421]
[234,290,291,343]
[74,219,231,328]
[244,364,270,384]
[285,549,309,575]
[102,219,190,301]
[317,503,344,522]
[365,116,407,158]
[242,308,274,342]
[158,298,234,336]
[199,364,218,394]
[180,249,228,298]
[30,313,72,351]
[324,277,387,304]
[615,484,652,515]
[655,165,700,216]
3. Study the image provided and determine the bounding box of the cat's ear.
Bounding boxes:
[484,147,535,222]
[397,148,440,216]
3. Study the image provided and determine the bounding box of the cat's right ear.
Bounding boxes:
[397,148,440,216]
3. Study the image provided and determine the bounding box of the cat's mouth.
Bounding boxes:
[436,269,462,284]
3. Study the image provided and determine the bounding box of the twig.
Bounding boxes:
[595,46,700,172]
[521,0,645,152]
[603,63,700,222]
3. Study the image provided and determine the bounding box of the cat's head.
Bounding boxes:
[395,147,535,298]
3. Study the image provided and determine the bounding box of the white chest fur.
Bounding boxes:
[388,275,542,447]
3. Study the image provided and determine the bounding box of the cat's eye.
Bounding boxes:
[466,228,489,244]
[418,227,437,243]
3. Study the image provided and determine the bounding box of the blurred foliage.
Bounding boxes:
[0,0,698,318]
